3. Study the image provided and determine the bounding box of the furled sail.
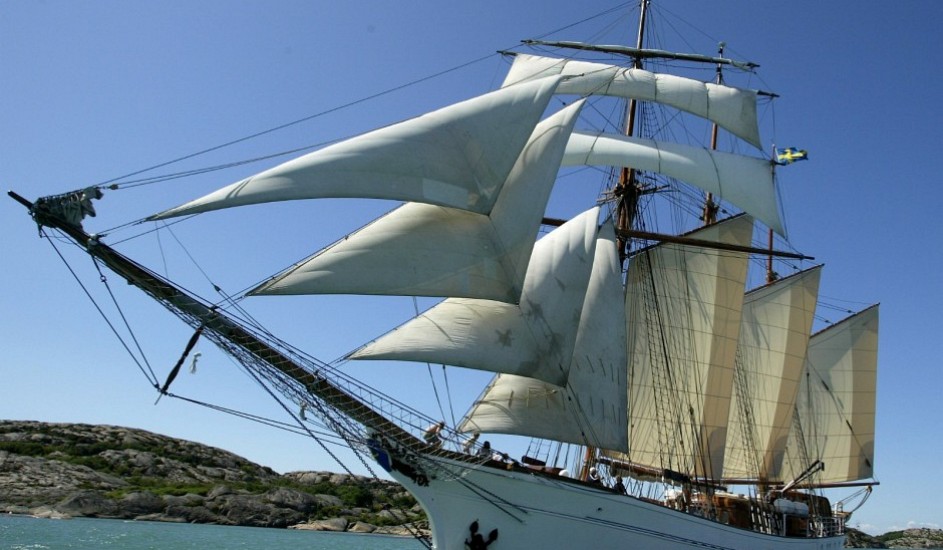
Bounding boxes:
[623,215,752,480]
[722,267,822,481]
[563,131,784,236]
[458,221,628,451]
[250,100,586,302]
[151,77,563,220]
[502,53,762,149]
[782,305,879,484]
[350,207,602,388]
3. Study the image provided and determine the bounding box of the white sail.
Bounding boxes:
[351,208,601,387]
[151,77,562,220]
[251,100,585,302]
[459,221,628,451]
[503,53,762,148]
[624,216,752,479]
[722,267,821,481]
[563,131,783,236]
[783,305,879,484]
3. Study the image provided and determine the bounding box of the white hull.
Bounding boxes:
[385,455,844,550]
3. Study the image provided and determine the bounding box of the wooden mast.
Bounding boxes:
[702,42,725,226]
[580,0,650,484]
[614,0,650,262]
[766,229,777,283]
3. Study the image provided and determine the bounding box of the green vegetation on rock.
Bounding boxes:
[0,420,423,533]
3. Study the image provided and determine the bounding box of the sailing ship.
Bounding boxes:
[10,3,878,549]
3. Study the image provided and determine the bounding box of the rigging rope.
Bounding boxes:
[411,296,453,427]
[42,223,436,545]
[164,392,350,445]
[440,365,457,429]
[105,144,325,190]
[424,366,448,425]
[210,336,433,546]
[95,54,500,198]
[167,369,433,548]
[43,231,159,388]
[530,2,636,43]
[156,325,204,402]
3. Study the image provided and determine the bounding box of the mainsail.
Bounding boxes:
[723,267,822,481]
[620,215,752,479]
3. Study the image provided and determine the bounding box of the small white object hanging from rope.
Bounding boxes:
[189,352,202,374]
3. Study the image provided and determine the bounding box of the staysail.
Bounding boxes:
[350,207,602,387]
[249,100,586,303]
[458,220,628,451]
[151,77,563,220]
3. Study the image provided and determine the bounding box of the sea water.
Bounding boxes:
[0,514,422,549]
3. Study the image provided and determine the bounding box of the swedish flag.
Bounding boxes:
[776,147,809,164]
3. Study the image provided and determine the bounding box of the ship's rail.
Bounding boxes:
[675,490,846,540]
[810,515,845,537]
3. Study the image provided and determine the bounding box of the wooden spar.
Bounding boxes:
[598,455,727,491]
[622,228,812,260]
[789,480,879,490]
[520,40,759,71]
[718,478,879,490]
[541,218,812,261]
[8,190,422,449]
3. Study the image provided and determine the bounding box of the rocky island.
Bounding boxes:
[0,420,426,537]
[1,420,939,548]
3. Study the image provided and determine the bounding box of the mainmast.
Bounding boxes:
[577,0,650,483]
[702,42,726,226]
[613,0,650,262]
[578,0,650,484]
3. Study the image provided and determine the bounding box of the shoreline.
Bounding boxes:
[2,510,429,539]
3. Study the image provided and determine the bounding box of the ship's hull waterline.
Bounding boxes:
[384,454,844,550]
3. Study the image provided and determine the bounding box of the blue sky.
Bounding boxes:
[2,0,941,536]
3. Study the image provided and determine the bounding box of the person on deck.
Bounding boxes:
[424,421,445,447]
[462,432,480,454]
[613,476,626,495]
